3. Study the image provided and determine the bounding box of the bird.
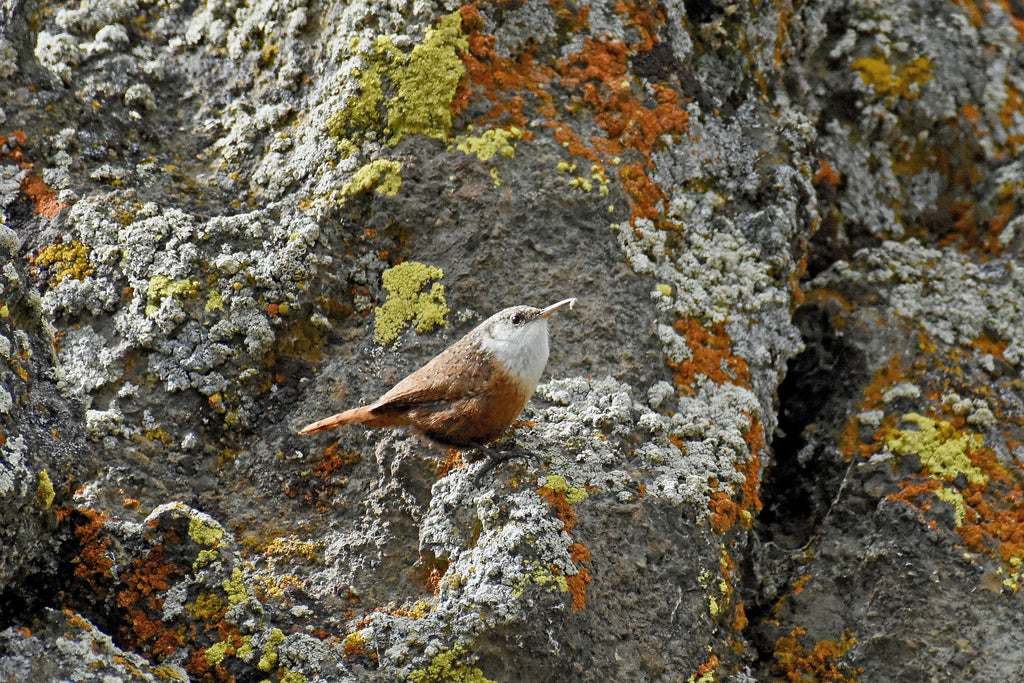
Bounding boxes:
[299,298,577,450]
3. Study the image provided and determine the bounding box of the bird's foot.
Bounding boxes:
[469,442,539,484]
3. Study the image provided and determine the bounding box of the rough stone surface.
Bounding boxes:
[2,0,1024,681]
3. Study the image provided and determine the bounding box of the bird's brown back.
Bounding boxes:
[365,335,532,445]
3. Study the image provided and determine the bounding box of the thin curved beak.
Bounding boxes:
[539,298,577,319]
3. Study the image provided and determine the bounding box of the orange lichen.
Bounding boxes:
[1000,83,1024,149]
[996,0,1024,40]
[813,159,841,187]
[455,0,688,230]
[951,0,985,28]
[620,161,666,223]
[537,486,578,532]
[731,601,748,631]
[693,654,720,680]
[668,318,751,395]
[311,442,361,479]
[708,488,741,535]
[837,356,905,460]
[434,448,466,479]
[1,131,67,218]
[71,508,114,598]
[21,175,66,218]
[566,567,591,611]
[772,627,862,682]
[116,545,184,659]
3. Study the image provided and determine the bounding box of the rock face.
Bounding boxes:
[1,0,1023,680]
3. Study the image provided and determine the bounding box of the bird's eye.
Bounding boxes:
[511,314,524,326]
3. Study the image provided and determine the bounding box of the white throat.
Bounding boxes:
[480,319,550,392]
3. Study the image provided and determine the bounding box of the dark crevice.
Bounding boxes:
[758,301,869,549]
[741,299,871,672]
[0,573,62,631]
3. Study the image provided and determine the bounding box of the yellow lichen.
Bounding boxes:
[236,635,254,661]
[204,640,233,666]
[455,126,523,162]
[36,469,55,509]
[279,669,307,683]
[374,261,449,346]
[407,643,495,683]
[340,159,403,197]
[193,549,218,571]
[222,566,248,606]
[934,487,966,526]
[512,560,569,600]
[539,474,589,504]
[146,275,200,317]
[258,628,286,672]
[205,289,225,313]
[385,12,467,143]
[326,11,467,149]
[851,55,933,100]
[188,515,224,547]
[186,592,225,621]
[886,413,987,485]
[35,240,94,284]
[264,536,323,562]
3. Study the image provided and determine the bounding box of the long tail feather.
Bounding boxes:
[298,406,375,434]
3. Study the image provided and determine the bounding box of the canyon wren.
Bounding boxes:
[299,298,577,447]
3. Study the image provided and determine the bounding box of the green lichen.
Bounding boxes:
[326,11,467,150]
[205,640,233,666]
[512,560,569,599]
[258,628,286,672]
[340,159,403,197]
[188,515,224,547]
[193,548,218,571]
[407,643,495,683]
[236,635,254,662]
[655,283,672,297]
[146,275,200,317]
[385,12,467,143]
[934,486,966,526]
[886,413,987,485]
[186,592,225,621]
[539,474,589,504]
[222,566,248,606]
[205,289,225,313]
[374,261,449,346]
[455,126,523,162]
[279,669,307,683]
[36,469,55,509]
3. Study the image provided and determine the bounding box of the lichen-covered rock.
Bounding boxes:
[0,608,189,681]
[3,0,1024,680]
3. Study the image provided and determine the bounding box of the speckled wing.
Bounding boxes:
[367,340,486,412]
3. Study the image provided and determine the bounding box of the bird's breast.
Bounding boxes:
[479,322,550,396]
